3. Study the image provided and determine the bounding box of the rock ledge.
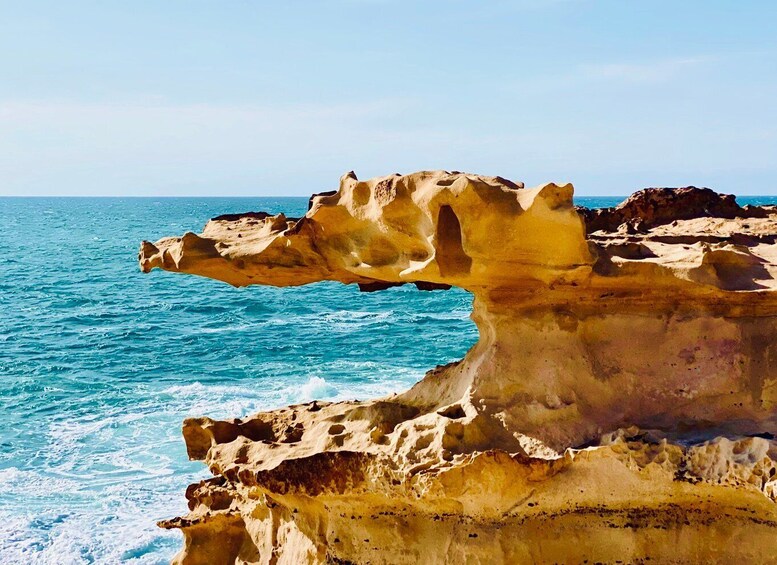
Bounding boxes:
[140,171,777,564]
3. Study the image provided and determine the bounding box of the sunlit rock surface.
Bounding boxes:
[140,171,777,564]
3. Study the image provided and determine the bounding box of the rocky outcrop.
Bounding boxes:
[140,171,777,564]
[576,185,765,233]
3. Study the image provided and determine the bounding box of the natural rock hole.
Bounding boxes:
[437,404,466,419]
[435,205,472,277]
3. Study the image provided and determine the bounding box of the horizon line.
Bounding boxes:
[4,193,777,199]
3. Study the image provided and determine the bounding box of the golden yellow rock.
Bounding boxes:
[140,171,777,564]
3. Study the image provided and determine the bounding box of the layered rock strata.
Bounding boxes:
[140,171,777,564]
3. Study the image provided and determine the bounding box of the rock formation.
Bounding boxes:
[140,171,777,564]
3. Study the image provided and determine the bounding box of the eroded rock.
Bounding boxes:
[140,171,777,564]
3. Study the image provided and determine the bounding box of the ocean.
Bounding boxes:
[2,195,776,563]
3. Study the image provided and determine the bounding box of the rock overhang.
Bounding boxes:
[140,170,777,564]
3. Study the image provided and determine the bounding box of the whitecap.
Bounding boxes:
[291,376,339,402]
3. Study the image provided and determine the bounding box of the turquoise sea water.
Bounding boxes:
[2,195,776,564]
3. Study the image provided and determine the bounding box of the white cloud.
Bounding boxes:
[0,75,773,196]
[579,56,711,84]
[0,98,415,195]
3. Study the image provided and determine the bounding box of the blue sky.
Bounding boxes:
[1,0,775,196]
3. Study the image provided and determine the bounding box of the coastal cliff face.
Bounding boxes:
[140,171,777,564]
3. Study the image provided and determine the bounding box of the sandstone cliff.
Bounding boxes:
[140,171,777,564]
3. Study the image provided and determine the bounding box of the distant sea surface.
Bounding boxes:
[2,195,776,563]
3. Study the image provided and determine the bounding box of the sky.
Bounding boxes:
[0,0,776,196]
